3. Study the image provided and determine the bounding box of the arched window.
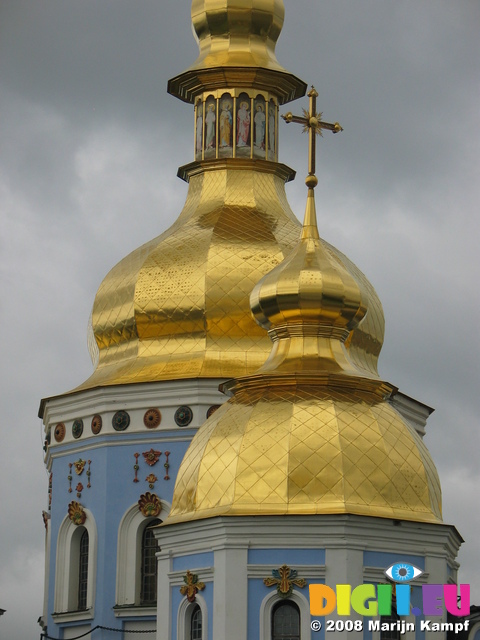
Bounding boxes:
[140,519,161,605]
[190,604,202,640]
[78,529,89,610]
[116,502,170,608]
[271,601,300,640]
[177,594,207,640]
[54,511,97,619]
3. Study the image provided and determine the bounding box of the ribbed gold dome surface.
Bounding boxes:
[166,384,442,524]
[73,161,384,392]
[190,0,286,71]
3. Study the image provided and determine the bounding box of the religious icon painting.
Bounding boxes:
[195,99,203,161]
[204,95,216,159]
[236,92,251,157]
[253,96,266,158]
[218,93,233,158]
[268,99,276,160]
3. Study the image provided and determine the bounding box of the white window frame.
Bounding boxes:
[116,500,170,607]
[259,589,310,640]
[177,594,208,640]
[53,509,97,620]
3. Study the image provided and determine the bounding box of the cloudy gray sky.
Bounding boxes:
[1,1,479,637]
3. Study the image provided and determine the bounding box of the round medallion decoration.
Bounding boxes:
[144,408,161,429]
[175,406,193,427]
[91,414,103,435]
[72,419,84,439]
[206,405,221,419]
[112,410,130,431]
[54,422,66,443]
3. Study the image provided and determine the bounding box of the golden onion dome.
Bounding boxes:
[164,173,442,527]
[70,160,384,393]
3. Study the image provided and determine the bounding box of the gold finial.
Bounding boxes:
[281,86,343,188]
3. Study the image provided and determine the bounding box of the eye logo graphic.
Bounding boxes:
[384,562,423,582]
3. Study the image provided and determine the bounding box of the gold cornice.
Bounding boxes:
[168,66,307,105]
[221,371,397,400]
[177,158,296,183]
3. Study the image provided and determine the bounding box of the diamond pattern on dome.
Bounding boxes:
[69,164,385,394]
[168,387,442,524]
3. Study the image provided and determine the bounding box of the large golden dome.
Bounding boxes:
[74,161,384,392]
[62,1,383,396]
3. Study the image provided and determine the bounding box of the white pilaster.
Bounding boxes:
[213,543,248,640]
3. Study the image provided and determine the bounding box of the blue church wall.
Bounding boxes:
[363,551,425,571]
[172,552,214,572]
[248,548,325,565]
[46,431,194,633]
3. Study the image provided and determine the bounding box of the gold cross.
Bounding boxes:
[282,86,343,189]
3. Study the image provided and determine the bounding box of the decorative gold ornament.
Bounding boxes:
[263,565,307,598]
[68,501,86,525]
[138,492,162,518]
[180,570,205,603]
[146,474,158,489]
[73,459,86,475]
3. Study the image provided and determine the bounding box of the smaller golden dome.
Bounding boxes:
[251,188,367,336]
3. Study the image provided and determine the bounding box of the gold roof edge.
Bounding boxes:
[177,158,296,182]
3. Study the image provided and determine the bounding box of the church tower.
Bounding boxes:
[40,2,462,640]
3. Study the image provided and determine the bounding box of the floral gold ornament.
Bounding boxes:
[68,501,87,525]
[72,419,84,439]
[138,492,162,518]
[263,565,307,598]
[143,449,161,467]
[68,463,73,493]
[180,570,205,603]
[112,410,130,431]
[73,459,86,475]
[91,414,102,434]
[144,408,161,429]
[146,473,158,489]
[76,482,84,498]
[54,422,66,443]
